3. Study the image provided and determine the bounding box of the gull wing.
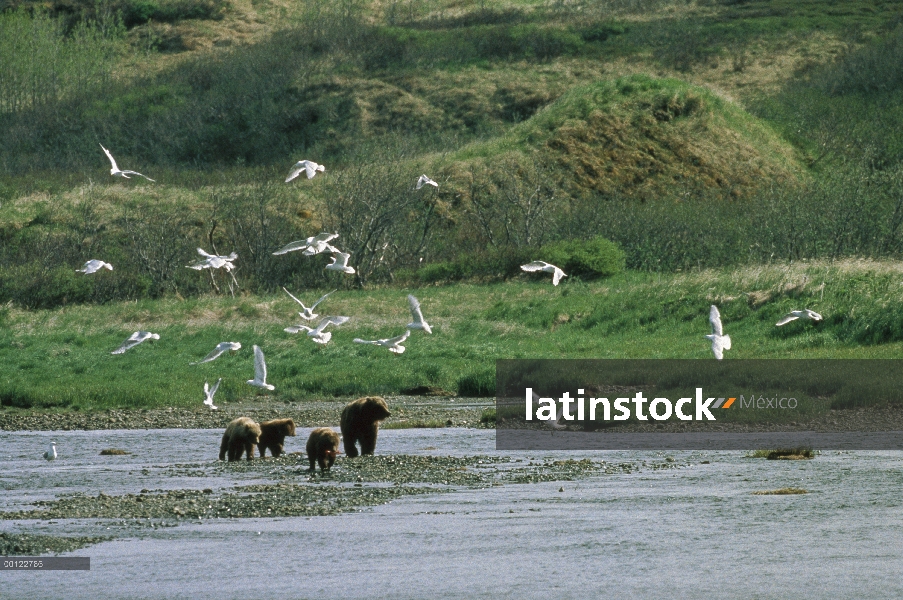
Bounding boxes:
[313,316,349,333]
[100,144,118,171]
[552,267,566,286]
[353,337,378,345]
[775,314,799,327]
[282,287,310,310]
[121,170,155,182]
[709,305,724,337]
[191,342,236,365]
[253,345,267,383]
[273,240,311,255]
[192,346,225,365]
[285,161,307,183]
[285,324,314,334]
[111,331,142,354]
[387,330,411,345]
[407,295,432,333]
[311,232,338,244]
[310,289,337,310]
[520,261,550,272]
[416,175,438,189]
[806,309,823,321]
[710,337,724,360]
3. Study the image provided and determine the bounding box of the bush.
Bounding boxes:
[457,369,495,397]
[540,237,625,279]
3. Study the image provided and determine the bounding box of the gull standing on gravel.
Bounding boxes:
[520,261,567,286]
[353,330,411,354]
[285,316,350,344]
[111,331,160,355]
[247,345,275,390]
[416,175,438,189]
[43,442,57,461]
[285,160,325,182]
[272,233,339,256]
[203,379,221,410]
[282,287,336,321]
[326,251,355,274]
[100,144,155,181]
[705,305,732,360]
[776,309,823,327]
[76,259,113,274]
[191,342,242,365]
[406,295,432,334]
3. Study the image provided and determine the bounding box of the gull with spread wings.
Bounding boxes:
[354,330,411,354]
[191,342,242,365]
[285,316,350,344]
[100,144,155,181]
[247,345,274,390]
[111,331,160,355]
[282,287,337,321]
[285,160,325,182]
[76,259,113,274]
[272,233,339,256]
[203,379,221,410]
[705,305,732,360]
[520,261,567,286]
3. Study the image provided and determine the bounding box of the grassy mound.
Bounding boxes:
[443,75,802,202]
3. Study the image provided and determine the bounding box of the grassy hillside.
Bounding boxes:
[2,1,903,413]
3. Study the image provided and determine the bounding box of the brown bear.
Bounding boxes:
[306,427,341,472]
[340,396,391,457]
[257,418,296,458]
[219,417,261,462]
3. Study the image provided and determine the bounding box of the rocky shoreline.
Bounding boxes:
[0,396,493,432]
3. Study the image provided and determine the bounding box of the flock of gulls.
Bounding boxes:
[72,145,827,424]
[84,146,460,413]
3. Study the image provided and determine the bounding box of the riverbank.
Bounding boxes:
[0,396,492,431]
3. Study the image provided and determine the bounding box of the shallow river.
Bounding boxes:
[2,428,902,599]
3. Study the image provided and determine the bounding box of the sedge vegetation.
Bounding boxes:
[2,1,903,409]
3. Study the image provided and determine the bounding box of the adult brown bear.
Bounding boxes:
[258,418,296,458]
[340,396,391,457]
[219,417,261,462]
[306,427,341,472]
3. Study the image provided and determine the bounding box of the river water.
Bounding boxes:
[2,428,902,599]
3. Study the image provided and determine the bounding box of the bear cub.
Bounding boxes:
[220,417,261,462]
[306,427,341,472]
[258,418,296,458]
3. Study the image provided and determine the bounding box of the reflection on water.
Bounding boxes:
[2,428,903,599]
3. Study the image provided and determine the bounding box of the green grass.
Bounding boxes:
[4,259,903,411]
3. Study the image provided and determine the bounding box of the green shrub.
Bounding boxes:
[457,369,495,397]
[540,237,625,279]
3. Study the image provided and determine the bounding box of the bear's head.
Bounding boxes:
[282,419,296,437]
[361,396,391,421]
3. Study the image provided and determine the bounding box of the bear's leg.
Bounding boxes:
[344,438,360,458]
[271,443,283,458]
[307,455,316,471]
[219,434,229,461]
[359,427,378,455]
[244,441,254,461]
